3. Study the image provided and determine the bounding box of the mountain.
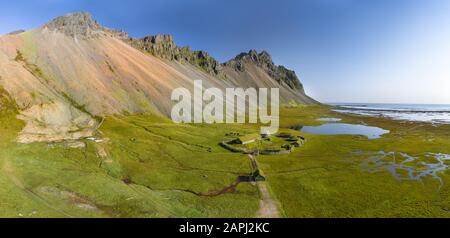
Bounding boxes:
[128,35,317,104]
[222,50,317,104]
[0,12,317,143]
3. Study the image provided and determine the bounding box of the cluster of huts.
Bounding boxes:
[220,132,306,155]
[277,132,306,150]
[220,132,307,183]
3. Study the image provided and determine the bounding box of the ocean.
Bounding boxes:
[330,103,450,124]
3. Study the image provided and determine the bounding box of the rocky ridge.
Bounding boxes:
[129,35,306,92]
[224,50,305,92]
[128,35,226,79]
[42,12,307,92]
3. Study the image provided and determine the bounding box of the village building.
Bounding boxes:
[277,132,293,138]
[236,134,261,145]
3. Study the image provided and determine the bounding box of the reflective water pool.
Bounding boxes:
[359,151,450,188]
[300,123,389,139]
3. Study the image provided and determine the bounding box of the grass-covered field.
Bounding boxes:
[1,98,450,217]
[0,95,260,217]
[262,106,450,217]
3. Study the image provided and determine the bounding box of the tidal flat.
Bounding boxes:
[1,104,450,217]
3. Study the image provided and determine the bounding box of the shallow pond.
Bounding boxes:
[300,123,389,139]
[359,151,450,188]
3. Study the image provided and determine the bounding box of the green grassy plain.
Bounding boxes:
[262,106,450,217]
[1,99,450,217]
[0,95,260,217]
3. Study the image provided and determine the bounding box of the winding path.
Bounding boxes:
[256,181,280,218]
[248,155,281,218]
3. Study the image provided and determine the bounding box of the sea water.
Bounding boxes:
[331,103,450,124]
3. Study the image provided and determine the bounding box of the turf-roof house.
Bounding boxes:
[236,134,261,145]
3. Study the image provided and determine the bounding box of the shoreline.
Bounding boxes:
[332,106,450,125]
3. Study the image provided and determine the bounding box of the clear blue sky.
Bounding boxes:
[1,0,449,104]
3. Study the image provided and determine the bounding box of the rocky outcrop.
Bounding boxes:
[43,12,128,39]
[130,35,177,60]
[224,50,305,92]
[128,34,226,79]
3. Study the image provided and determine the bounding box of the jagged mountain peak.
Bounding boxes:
[49,12,96,26]
[44,12,100,36]
[230,49,273,66]
[224,49,305,92]
[43,12,127,39]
